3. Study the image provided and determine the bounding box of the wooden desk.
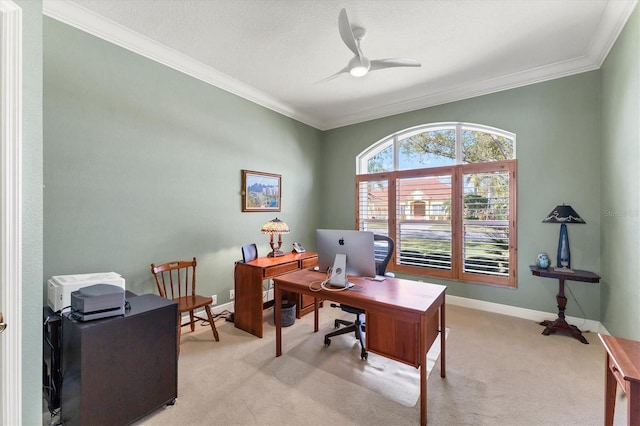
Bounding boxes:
[273,269,446,426]
[234,251,318,337]
[598,334,640,426]
[530,265,600,344]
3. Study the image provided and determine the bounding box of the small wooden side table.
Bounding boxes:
[529,265,600,344]
[598,334,640,426]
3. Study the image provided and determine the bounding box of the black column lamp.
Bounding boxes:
[542,204,585,270]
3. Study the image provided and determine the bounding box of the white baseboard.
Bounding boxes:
[186,288,275,324]
[446,295,605,334]
[190,292,609,336]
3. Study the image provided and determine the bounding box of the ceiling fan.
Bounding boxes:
[324,8,421,80]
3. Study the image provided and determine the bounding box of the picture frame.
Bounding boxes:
[241,170,281,212]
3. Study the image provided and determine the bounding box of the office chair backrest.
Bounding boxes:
[373,234,394,276]
[241,243,258,263]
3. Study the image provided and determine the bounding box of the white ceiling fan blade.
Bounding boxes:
[317,66,349,83]
[370,58,422,72]
[338,8,360,57]
[328,9,418,81]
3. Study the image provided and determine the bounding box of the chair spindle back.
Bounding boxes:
[151,257,197,301]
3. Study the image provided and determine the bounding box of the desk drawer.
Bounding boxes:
[300,257,318,269]
[263,262,298,278]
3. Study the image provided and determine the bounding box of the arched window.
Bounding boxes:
[356,123,518,287]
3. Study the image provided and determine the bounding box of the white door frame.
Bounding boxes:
[0,1,23,424]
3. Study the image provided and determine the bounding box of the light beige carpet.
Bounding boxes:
[288,323,448,407]
[121,303,629,426]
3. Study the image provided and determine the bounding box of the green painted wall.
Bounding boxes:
[43,18,323,303]
[31,6,638,422]
[600,4,640,340]
[321,71,603,319]
[16,0,44,424]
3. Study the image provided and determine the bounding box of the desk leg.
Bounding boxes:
[604,353,617,426]
[313,297,319,332]
[275,284,282,357]
[539,278,588,344]
[440,296,446,378]
[629,381,639,426]
[420,315,427,426]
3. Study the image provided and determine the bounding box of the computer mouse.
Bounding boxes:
[313,266,320,271]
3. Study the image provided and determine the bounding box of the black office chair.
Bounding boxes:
[323,234,395,360]
[241,243,258,263]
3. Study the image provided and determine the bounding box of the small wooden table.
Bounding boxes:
[598,334,640,426]
[529,265,600,344]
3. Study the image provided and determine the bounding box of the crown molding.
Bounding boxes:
[325,0,638,130]
[325,54,601,130]
[42,0,323,129]
[588,0,638,66]
[43,0,637,132]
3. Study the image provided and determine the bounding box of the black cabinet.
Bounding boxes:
[61,294,178,425]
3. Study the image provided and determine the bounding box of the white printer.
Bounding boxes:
[47,272,125,312]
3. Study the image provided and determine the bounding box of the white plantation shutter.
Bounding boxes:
[396,174,452,272]
[462,169,511,278]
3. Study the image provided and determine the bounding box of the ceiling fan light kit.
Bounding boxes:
[328,8,421,80]
[348,56,370,77]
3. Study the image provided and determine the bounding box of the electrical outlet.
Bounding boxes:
[229,289,235,300]
[211,294,217,305]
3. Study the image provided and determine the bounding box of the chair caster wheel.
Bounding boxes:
[334,320,340,328]
[361,351,368,360]
[324,337,331,346]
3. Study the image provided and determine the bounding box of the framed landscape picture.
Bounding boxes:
[242,170,281,212]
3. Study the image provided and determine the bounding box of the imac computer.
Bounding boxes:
[316,229,376,288]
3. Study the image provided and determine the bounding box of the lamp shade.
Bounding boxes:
[542,205,585,224]
[260,218,290,234]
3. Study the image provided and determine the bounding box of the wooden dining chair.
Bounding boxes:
[151,257,219,352]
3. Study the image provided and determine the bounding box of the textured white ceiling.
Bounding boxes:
[45,0,637,130]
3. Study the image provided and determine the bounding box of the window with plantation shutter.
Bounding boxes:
[461,167,511,280]
[396,173,453,273]
[356,123,517,287]
[358,178,390,236]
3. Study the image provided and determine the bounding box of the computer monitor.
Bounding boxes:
[316,229,376,287]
